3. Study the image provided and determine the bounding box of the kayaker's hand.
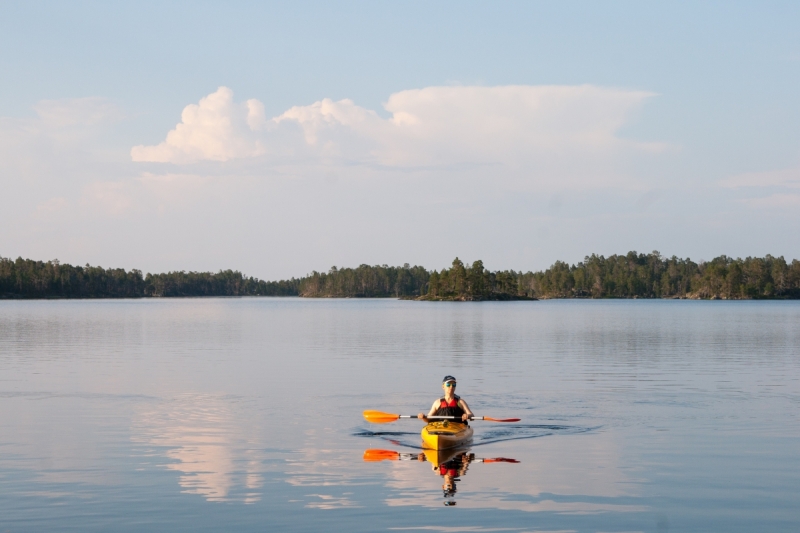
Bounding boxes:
[417,413,426,420]
[462,414,470,421]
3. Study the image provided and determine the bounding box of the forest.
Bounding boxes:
[0,257,299,298]
[2,252,800,300]
[297,253,800,300]
[518,252,800,299]
[298,264,429,298]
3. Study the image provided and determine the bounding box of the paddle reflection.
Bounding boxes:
[364,447,519,506]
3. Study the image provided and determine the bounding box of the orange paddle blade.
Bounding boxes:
[363,449,400,462]
[482,417,520,422]
[363,410,401,424]
[483,457,520,463]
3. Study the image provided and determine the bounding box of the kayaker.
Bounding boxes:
[417,375,474,423]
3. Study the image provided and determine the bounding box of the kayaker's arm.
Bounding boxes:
[458,399,474,421]
[417,400,440,420]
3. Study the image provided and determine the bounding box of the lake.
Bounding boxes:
[0,298,798,532]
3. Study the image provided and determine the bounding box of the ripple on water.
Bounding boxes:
[354,423,595,449]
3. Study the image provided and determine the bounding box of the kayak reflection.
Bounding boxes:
[363,448,519,506]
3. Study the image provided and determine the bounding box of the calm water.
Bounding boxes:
[0,298,798,532]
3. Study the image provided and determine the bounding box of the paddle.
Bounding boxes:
[363,449,519,463]
[363,410,520,424]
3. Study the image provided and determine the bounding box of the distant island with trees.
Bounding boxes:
[2,252,799,300]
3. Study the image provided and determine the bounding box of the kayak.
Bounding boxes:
[421,420,473,450]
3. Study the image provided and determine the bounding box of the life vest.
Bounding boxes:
[434,394,467,423]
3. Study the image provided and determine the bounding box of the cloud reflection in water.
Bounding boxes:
[132,394,264,503]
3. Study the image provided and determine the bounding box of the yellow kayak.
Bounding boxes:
[421,420,473,450]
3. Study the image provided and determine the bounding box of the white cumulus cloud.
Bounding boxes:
[379,84,661,165]
[132,85,662,175]
[131,87,267,163]
[275,98,381,145]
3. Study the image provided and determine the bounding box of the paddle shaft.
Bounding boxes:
[393,415,459,419]
[394,415,509,421]
[362,410,520,423]
[393,455,513,463]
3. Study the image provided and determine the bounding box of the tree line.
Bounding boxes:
[0,257,298,298]
[297,260,532,300]
[519,252,800,299]
[298,263,429,298]
[2,252,800,299]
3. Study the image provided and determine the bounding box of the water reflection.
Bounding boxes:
[131,394,264,503]
[283,431,368,510]
[360,428,645,513]
[364,447,519,506]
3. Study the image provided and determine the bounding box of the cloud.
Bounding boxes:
[743,193,800,209]
[0,97,124,150]
[131,87,267,163]
[719,167,800,189]
[33,97,124,128]
[35,197,69,215]
[81,181,135,216]
[276,97,381,146]
[374,85,662,165]
[0,97,127,190]
[132,85,663,177]
[719,166,800,210]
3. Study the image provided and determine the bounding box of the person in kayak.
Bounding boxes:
[417,375,473,423]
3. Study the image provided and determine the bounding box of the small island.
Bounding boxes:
[411,259,536,301]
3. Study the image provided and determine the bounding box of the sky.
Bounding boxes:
[1,1,798,279]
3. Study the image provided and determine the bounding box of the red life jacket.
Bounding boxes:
[434,394,466,423]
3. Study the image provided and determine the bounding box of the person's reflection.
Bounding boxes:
[417,449,474,506]
[437,451,472,505]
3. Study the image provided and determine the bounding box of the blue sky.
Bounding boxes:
[1,1,798,278]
